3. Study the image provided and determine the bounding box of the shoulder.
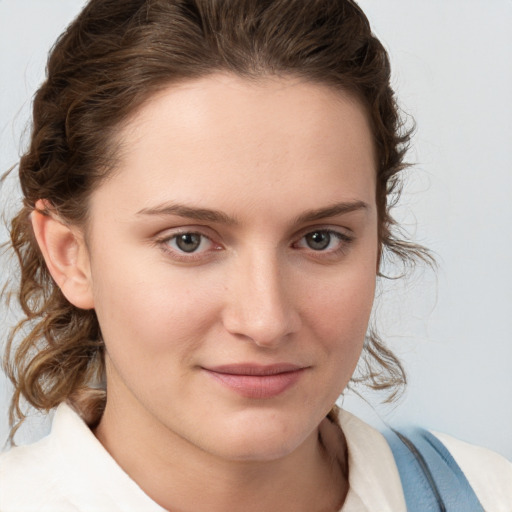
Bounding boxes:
[0,433,75,511]
[432,431,512,510]
[337,409,512,512]
[0,402,166,512]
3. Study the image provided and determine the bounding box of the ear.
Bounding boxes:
[31,200,94,310]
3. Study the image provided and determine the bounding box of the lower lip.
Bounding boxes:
[204,369,305,399]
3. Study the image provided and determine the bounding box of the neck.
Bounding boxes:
[93,395,348,512]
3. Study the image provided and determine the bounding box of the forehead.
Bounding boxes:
[91,74,377,222]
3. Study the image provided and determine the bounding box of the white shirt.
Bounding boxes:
[1,403,511,511]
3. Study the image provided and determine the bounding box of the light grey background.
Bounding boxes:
[1,1,511,459]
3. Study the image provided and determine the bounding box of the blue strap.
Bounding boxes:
[384,428,485,512]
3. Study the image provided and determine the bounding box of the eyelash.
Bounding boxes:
[292,229,354,256]
[155,228,354,262]
[156,230,220,262]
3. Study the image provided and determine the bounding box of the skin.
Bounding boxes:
[33,74,379,511]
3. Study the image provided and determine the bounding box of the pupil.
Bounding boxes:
[306,231,330,250]
[176,233,201,252]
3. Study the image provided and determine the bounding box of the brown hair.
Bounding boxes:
[3,0,431,442]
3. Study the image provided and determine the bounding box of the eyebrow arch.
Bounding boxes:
[137,202,238,225]
[294,200,369,224]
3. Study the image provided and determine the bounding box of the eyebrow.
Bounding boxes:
[294,200,369,224]
[137,200,368,225]
[137,203,238,224]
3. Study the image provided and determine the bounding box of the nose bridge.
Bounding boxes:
[222,246,300,347]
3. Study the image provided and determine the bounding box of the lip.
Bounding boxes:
[202,363,307,399]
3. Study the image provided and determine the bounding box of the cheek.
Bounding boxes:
[289,267,376,415]
[304,266,376,362]
[90,250,222,360]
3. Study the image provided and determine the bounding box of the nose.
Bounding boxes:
[221,251,301,348]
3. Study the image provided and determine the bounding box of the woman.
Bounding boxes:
[1,1,511,511]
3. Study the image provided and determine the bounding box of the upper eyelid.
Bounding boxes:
[159,232,217,250]
[293,229,353,244]
[155,225,218,241]
[154,227,214,245]
[293,224,354,240]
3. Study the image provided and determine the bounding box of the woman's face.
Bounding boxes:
[84,74,378,461]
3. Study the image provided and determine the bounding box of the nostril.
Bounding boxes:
[222,301,301,348]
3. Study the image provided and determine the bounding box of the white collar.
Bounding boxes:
[49,402,167,511]
[337,409,406,511]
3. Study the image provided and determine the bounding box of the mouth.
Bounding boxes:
[202,363,307,399]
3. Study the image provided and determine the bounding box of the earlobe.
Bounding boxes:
[31,200,94,310]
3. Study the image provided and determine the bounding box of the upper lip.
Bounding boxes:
[204,363,306,376]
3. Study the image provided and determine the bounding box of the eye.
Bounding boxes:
[164,232,214,254]
[294,229,352,253]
